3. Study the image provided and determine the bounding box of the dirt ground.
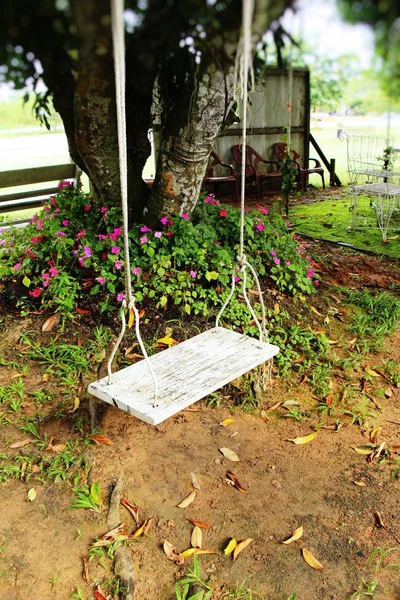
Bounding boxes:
[1,239,400,600]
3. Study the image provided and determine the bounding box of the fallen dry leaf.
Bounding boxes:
[260,410,269,423]
[266,400,284,411]
[302,547,324,570]
[224,538,237,556]
[163,540,184,565]
[352,447,375,455]
[41,314,59,333]
[282,524,303,545]
[220,418,234,427]
[181,548,198,558]
[186,518,211,529]
[190,473,201,490]
[374,510,386,528]
[94,587,108,600]
[127,308,135,329]
[10,372,26,380]
[82,556,92,586]
[121,498,140,525]
[10,439,32,449]
[365,367,381,378]
[219,447,240,462]
[310,306,324,317]
[226,471,247,493]
[132,519,150,538]
[384,387,393,398]
[156,336,178,347]
[45,442,66,454]
[91,524,128,547]
[89,435,113,446]
[370,427,381,444]
[27,488,37,502]
[288,432,318,445]
[233,538,253,561]
[177,491,196,508]
[191,526,202,549]
[353,480,367,487]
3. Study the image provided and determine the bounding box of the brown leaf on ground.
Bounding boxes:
[82,556,93,586]
[121,498,140,525]
[233,538,253,561]
[41,314,59,333]
[302,547,324,570]
[191,526,202,549]
[186,518,211,529]
[10,439,32,449]
[190,473,201,490]
[226,471,247,493]
[89,435,113,446]
[91,524,128,547]
[94,587,108,600]
[163,540,184,565]
[282,524,303,544]
[370,427,381,444]
[219,447,240,462]
[374,510,386,528]
[177,491,196,508]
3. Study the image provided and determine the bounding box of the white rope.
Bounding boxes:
[216,0,270,353]
[108,0,159,406]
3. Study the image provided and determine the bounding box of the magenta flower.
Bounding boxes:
[36,219,43,231]
[160,217,169,225]
[273,257,281,265]
[49,267,59,277]
[117,292,125,302]
[62,219,69,227]
[115,260,122,269]
[285,221,292,227]
[181,213,189,220]
[154,231,162,238]
[84,205,91,211]
[78,257,85,266]
[100,206,108,214]
[96,277,106,285]
[111,246,120,254]
[139,236,148,244]
[30,215,38,224]
[234,275,241,283]
[98,234,108,240]
[270,250,277,256]
[285,261,291,266]
[257,206,268,215]
[0,239,5,246]
[166,231,173,237]
[189,270,197,279]
[83,245,92,258]
[132,267,141,275]
[307,268,314,279]
[13,263,21,271]
[255,223,265,232]
[55,231,66,236]
[314,280,320,287]
[140,226,152,233]
[42,272,50,280]
[76,229,86,240]
[58,180,71,189]
[219,209,228,217]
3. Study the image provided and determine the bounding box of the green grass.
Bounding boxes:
[290,194,400,258]
[0,92,63,132]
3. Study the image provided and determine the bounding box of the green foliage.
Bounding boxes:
[0,188,318,319]
[344,289,400,348]
[71,481,103,513]
[175,555,213,600]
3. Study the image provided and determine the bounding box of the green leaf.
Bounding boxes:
[205,271,218,281]
[147,246,155,257]
[184,304,191,315]
[160,296,168,308]
[90,482,102,507]
[22,276,31,288]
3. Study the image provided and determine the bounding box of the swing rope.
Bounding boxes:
[108,0,158,405]
[107,0,271,400]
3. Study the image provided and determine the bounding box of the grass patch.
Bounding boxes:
[290,195,400,258]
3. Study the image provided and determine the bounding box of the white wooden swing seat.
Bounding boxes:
[88,327,278,425]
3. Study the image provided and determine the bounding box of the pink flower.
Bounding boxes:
[140,226,152,232]
[307,268,314,279]
[84,205,91,211]
[219,209,228,217]
[31,236,42,244]
[29,288,42,297]
[36,219,43,231]
[160,217,169,225]
[50,198,57,207]
[140,236,148,244]
[132,267,141,275]
[166,231,173,237]
[273,258,281,265]
[100,206,108,214]
[117,292,125,302]
[58,180,71,189]
[115,260,122,269]
[96,277,106,285]
[55,231,66,236]
[78,257,85,266]
[98,234,108,240]
[49,267,59,277]
[44,206,50,212]
[189,270,197,279]
[154,231,162,238]
[30,215,38,224]
[181,213,190,220]
[270,250,277,256]
[43,280,49,288]
[285,221,292,227]
[111,246,120,254]
[285,261,291,266]
[42,272,50,280]
[83,245,92,258]
[234,276,241,283]
[62,219,69,226]
[314,280,320,287]
[76,229,86,240]
[0,239,5,246]
[13,263,21,271]
[255,223,265,232]
[257,205,268,215]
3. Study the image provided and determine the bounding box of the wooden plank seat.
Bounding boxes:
[88,327,279,425]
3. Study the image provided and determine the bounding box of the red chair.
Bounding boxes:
[204,151,239,201]
[231,144,282,200]
[273,142,325,191]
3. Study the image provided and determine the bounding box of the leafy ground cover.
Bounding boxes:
[1,188,400,600]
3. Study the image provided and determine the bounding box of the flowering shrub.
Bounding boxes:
[0,186,319,316]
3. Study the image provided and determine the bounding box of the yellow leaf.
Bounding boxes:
[127,309,135,329]
[352,447,375,455]
[181,548,198,558]
[219,447,240,462]
[353,480,367,487]
[220,418,234,427]
[194,549,218,556]
[370,427,381,444]
[27,488,37,502]
[191,526,202,549]
[132,522,145,538]
[365,367,380,378]
[74,397,80,410]
[42,373,49,383]
[282,525,303,545]
[156,336,178,347]
[310,306,324,317]
[233,538,253,561]
[288,432,318,445]
[302,548,324,570]
[10,373,26,380]
[177,491,196,508]
[224,538,237,556]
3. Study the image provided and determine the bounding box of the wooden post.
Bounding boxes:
[329,159,336,187]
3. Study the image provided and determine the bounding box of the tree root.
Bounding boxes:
[108,473,136,600]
